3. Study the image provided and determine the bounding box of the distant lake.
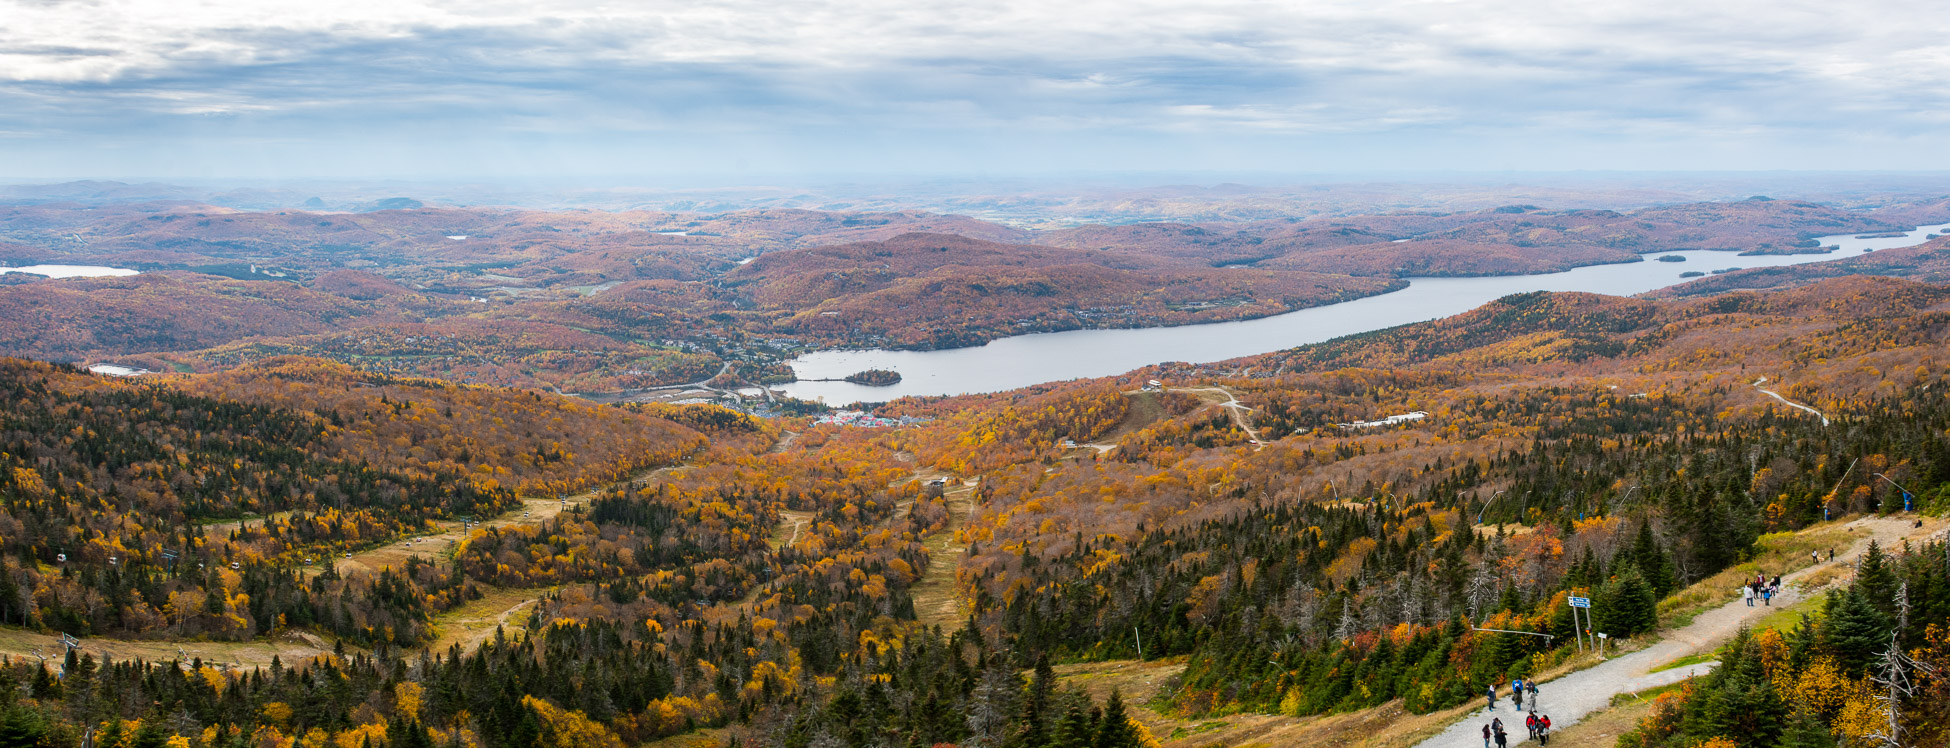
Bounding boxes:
[782,224,1950,403]
[0,264,140,278]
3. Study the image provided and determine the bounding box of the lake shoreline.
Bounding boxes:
[781,223,1950,404]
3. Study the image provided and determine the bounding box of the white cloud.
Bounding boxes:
[1,0,1947,175]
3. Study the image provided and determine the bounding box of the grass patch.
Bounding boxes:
[1648,652,1716,674]
[641,728,729,748]
[1608,679,1695,708]
[1657,524,1853,629]
[1750,592,1826,635]
[1168,721,1231,740]
[425,586,550,652]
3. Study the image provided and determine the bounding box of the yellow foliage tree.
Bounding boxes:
[521,696,626,748]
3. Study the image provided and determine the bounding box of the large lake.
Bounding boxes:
[0,264,140,278]
[783,224,1950,403]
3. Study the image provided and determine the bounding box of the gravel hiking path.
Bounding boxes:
[1411,515,1942,748]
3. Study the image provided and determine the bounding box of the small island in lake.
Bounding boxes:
[1680,271,1706,277]
[1656,255,1686,262]
[844,369,902,386]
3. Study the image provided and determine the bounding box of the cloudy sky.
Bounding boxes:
[2,0,1946,180]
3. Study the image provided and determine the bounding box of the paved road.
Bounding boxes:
[1412,516,1934,748]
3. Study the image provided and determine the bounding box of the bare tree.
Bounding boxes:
[1465,563,1497,621]
[1866,582,1936,748]
[1399,573,1423,626]
[964,661,1020,748]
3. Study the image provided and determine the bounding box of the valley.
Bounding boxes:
[1,197,1942,406]
[2,191,1949,748]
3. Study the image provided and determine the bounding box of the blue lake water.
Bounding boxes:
[782,224,1950,403]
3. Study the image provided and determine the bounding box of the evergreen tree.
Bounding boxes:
[1091,691,1143,748]
[1629,520,1676,598]
[1002,695,1049,748]
[0,704,49,748]
[1595,566,1658,637]
[1049,704,1094,748]
[508,706,543,748]
[1779,709,1838,748]
[94,719,126,748]
[131,718,171,748]
[1819,587,1892,675]
[1854,540,1899,619]
[390,716,437,748]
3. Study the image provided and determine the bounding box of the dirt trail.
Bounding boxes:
[1409,514,1945,748]
[0,628,335,672]
[767,430,801,454]
[909,479,977,629]
[332,462,687,576]
[1753,377,1830,426]
[768,509,816,550]
[425,589,545,655]
[1168,386,1265,448]
[1055,659,1481,748]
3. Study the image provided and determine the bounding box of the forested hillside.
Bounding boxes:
[1617,540,1950,748]
[0,276,1947,748]
[1,197,1936,394]
[0,359,705,645]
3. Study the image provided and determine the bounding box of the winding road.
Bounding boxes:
[1753,377,1830,427]
[1168,386,1266,448]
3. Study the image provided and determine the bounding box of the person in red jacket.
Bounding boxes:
[1539,714,1554,745]
[1525,712,1539,740]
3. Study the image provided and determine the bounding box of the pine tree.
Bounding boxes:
[1003,694,1050,748]
[1779,709,1838,748]
[1596,566,1658,637]
[1855,541,1899,619]
[130,718,171,748]
[1630,519,1676,598]
[509,706,544,748]
[94,719,127,748]
[1050,703,1095,748]
[1092,691,1143,748]
[0,705,50,748]
[1821,587,1893,675]
[391,716,436,748]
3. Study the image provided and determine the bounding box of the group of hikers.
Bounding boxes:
[1482,679,1551,746]
[1742,571,1784,607]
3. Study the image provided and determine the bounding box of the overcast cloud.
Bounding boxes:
[1,0,1946,178]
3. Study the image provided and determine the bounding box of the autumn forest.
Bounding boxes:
[2,192,1950,748]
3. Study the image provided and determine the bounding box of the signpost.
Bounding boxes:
[1568,596,1593,652]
